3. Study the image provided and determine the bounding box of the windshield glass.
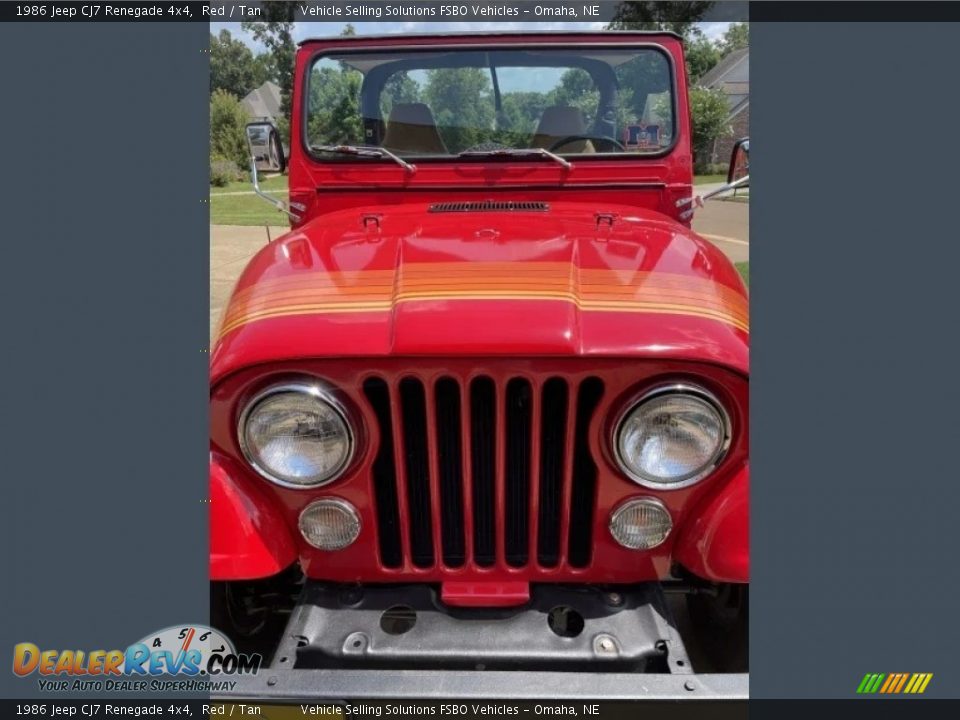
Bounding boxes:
[305,46,675,159]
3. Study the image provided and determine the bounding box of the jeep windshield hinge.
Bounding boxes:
[250,157,302,222]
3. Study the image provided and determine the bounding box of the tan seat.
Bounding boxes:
[382,103,448,155]
[531,106,595,154]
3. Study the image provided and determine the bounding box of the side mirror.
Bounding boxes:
[245,122,285,174]
[245,122,299,222]
[727,137,749,185]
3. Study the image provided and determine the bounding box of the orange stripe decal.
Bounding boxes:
[218,263,749,340]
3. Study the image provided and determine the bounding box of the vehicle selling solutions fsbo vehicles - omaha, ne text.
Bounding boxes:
[210,31,750,700]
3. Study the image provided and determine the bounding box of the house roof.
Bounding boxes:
[698,47,748,89]
[241,81,282,122]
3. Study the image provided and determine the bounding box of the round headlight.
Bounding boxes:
[609,497,672,550]
[299,499,361,550]
[615,385,729,489]
[239,382,354,488]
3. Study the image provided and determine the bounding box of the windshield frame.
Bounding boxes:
[300,41,680,166]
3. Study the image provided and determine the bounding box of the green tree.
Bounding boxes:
[210,29,260,98]
[682,86,731,170]
[210,89,249,169]
[242,2,297,119]
[684,33,722,82]
[607,1,716,35]
[719,23,749,55]
[326,71,363,145]
[552,68,600,124]
[251,53,275,88]
[381,72,422,117]
[306,62,364,146]
[424,68,494,152]
[499,91,551,144]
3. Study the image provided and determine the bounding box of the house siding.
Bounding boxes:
[713,103,750,167]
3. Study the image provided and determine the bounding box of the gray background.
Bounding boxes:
[0,23,209,697]
[1,14,959,702]
[751,22,960,697]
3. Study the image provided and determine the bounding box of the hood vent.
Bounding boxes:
[429,200,549,213]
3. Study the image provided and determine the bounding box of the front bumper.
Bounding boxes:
[216,582,748,700]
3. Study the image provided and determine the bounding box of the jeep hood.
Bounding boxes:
[211,201,748,384]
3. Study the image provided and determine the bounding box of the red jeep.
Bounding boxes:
[211,31,749,700]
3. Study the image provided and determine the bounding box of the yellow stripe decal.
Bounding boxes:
[218,264,749,341]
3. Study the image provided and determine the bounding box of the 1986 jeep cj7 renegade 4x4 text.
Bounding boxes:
[211,31,749,700]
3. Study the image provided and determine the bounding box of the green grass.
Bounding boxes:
[735,262,749,287]
[694,174,726,185]
[210,174,287,194]
[209,174,289,226]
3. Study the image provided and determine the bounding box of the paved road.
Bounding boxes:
[210,196,748,344]
[692,185,749,264]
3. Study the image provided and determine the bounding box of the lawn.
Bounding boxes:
[735,262,749,287]
[209,174,289,226]
[211,174,287,194]
[694,174,726,185]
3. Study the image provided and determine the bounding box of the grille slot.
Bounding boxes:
[470,377,497,567]
[537,378,569,567]
[505,379,533,567]
[366,374,603,571]
[568,378,605,568]
[399,378,434,568]
[428,200,549,213]
[435,378,466,567]
[363,378,402,568]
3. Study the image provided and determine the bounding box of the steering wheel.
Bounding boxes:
[548,135,626,153]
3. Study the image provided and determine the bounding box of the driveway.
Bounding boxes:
[210,225,286,345]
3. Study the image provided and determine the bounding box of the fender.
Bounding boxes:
[673,463,749,583]
[210,451,297,580]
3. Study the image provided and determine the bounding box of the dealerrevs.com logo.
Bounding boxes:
[12,624,261,693]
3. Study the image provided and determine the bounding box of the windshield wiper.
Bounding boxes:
[457,147,572,170]
[311,144,416,174]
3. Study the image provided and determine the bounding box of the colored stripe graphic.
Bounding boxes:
[858,673,933,694]
[217,263,750,340]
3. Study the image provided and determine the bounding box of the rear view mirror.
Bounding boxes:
[245,122,285,174]
[728,137,749,185]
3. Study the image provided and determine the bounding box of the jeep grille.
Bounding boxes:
[362,374,603,571]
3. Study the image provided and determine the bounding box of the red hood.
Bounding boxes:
[211,201,748,385]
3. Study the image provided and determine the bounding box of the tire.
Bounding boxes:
[686,583,748,672]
